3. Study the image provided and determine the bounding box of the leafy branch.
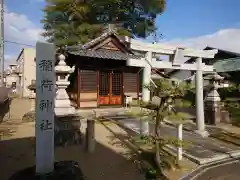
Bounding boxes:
[127,78,193,174]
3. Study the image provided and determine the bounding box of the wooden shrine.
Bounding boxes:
[65,30,143,108]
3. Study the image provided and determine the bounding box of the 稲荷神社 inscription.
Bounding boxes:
[35,42,56,175]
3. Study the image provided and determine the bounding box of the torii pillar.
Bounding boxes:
[195,57,209,137]
[142,52,152,103]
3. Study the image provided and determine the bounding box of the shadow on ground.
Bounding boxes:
[0,134,144,180]
[101,122,170,180]
[0,99,11,123]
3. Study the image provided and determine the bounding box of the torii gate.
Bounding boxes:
[125,37,218,137]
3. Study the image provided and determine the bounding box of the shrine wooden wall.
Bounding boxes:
[78,70,98,108]
[69,67,141,108]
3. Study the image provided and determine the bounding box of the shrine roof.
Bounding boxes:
[68,48,140,60]
[66,29,142,60]
[81,29,127,50]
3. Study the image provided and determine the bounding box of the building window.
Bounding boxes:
[12,82,16,88]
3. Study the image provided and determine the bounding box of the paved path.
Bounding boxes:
[104,115,240,164]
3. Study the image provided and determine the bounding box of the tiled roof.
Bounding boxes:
[68,49,140,60]
[68,29,126,51]
[66,29,141,60]
[82,29,124,50]
[213,57,240,72]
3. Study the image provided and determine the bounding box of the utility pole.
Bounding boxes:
[0,0,4,86]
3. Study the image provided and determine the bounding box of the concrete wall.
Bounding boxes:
[17,52,24,96]
[22,48,36,97]
[16,48,36,98]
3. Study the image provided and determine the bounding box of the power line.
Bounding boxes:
[0,0,4,85]
[4,40,36,47]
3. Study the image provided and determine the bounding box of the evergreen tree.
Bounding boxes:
[41,0,166,47]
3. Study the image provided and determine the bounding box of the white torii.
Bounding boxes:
[125,37,218,137]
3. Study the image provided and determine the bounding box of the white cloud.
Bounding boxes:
[4,54,16,69]
[29,0,45,4]
[4,54,13,61]
[5,7,44,46]
[163,28,240,53]
[4,7,45,68]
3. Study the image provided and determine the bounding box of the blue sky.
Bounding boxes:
[4,0,240,65]
[157,0,240,40]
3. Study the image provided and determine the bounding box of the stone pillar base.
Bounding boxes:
[204,101,221,125]
[55,107,76,116]
[7,161,85,180]
[195,130,209,137]
[221,110,231,123]
[55,115,82,147]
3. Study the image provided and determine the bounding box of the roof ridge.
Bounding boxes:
[82,28,117,49]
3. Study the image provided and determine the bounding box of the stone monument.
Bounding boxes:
[35,42,55,174]
[8,43,85,180]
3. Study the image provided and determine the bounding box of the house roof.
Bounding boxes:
[205,46,240,57]
[213,57,240,72]
[66,29,140,60]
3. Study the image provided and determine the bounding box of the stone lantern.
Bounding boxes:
[55,54,75,116]
[27,80,36,112]
[54,54,82,147]
[204,72,224,124]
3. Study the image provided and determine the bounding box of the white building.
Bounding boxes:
[16,48,36,97]
[4,63,19,88]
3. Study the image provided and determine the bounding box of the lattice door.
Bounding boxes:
[99,71,109,96]
[110,72,122,105]
[99,71,110,104]
[99,71,122,105]
[112,72,121,96]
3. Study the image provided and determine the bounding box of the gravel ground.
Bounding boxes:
[0,99,146,180]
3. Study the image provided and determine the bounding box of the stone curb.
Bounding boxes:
[165,144,230,165]
[162,122,240,165]
[103,117,240,165]
[164,120,240,159]
[180,158,240,180]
